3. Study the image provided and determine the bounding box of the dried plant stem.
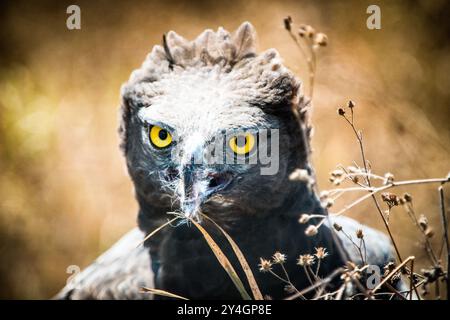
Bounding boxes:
[361,238,367,264]
[200,213,263,300]
[286,267,345,300]
[306,43,316,99]
[345,172,386,181]
[438,185,449,299]
[410,259,415,300]
[266,267,305,299]
[285,22,317,98]
[268,269,290,284]
[342,111,404,262]
[315,259,321,277]
[403,202,438,265]
[340,229,365,264]
[383,282,406,300]
[334,283,346,300]
[136,217,180,247]
[351,276,373,300]
[330,177,449,217]
[188,218,252,300]
[303,265,317,290]
[279,263,293,287]
[314,285,343,300]
[141,287,189,300]
[369,256,415,297]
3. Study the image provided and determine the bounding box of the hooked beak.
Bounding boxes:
[178,164,234,219]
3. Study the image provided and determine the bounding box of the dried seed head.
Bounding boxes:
[298,24,315,38]
[297,254,315,266]
[383,262,396,276]
[403,193,413,202]
[314,247,328,260]
[381,192,400,207]
[425,227,434,238]
[289,168,311,182]
[333,223,342,232]
[383,262,402,284]
[258,258,273,272]
[306,26,315,38]
[299,214,311,224]
[314,32,328,46]
[320,190,329,199]
[322,198,334,208]
[337,107,346,116]
[330,169,345,177]
[305,225,318,236]
[329,175,344,186]
[272,251,287,264]
[284,284,296,294]
[384,172,395,185]
[418,214,428,231]
[283,16,292,31]
[356,229,364,239]
[330,169,345,185]
[347,100,355,109]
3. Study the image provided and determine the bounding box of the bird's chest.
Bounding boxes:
[151,220,344,299]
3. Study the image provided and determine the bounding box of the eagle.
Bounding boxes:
[56,22,399,300]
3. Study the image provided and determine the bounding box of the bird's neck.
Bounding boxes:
[135,178,332,299]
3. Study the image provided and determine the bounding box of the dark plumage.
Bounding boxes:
[56,22,399,300]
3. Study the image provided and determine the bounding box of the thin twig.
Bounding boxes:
[369,256,415,297]
[342,112,403,262]
[402,201,438,265]
[329,177,449,217]
[286,267,344,300]
[438,185,449,299]
[136,217,180,248]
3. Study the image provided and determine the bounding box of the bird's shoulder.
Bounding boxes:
[54,228,154,300]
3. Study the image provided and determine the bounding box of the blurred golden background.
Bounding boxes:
[0,0,449,299]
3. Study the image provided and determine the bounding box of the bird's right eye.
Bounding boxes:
[149,125,172,149]
[229,133,256,156]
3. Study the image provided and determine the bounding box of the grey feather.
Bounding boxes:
[55,228,153,300]
[232,21,257,60]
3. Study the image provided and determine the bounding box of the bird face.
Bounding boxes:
[124,70,292,222]
[120,23,313,226]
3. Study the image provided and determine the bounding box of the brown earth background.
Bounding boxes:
[0,0,449,299]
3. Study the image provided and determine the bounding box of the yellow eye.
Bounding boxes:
[149,125,172,149]
[229,133,256,155]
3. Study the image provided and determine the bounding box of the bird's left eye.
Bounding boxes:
[149,125,172,149]
[229,133,256,156]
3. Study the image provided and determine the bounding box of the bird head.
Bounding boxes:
[120,22,317,225]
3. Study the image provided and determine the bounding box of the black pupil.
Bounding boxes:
[236,136,247,147]
[158,129,168,140]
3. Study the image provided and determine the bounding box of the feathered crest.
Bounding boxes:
[126,22,263,86]
[168,23,255,66]
[120,22,313,155]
